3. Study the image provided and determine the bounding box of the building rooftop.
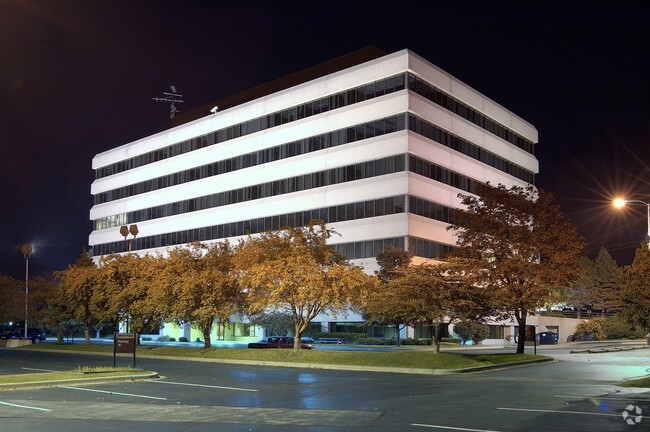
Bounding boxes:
[170,46,386,127]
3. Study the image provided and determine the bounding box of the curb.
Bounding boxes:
[4,347,555,378]
[570,346,648,354]
[0,372,159,391]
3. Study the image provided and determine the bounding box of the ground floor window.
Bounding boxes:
[489,325,505,339]
[329,322,368,334]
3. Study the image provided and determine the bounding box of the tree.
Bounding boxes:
[0,274,23,326]
[375,259,494,352]
[448,183,584,354]
[619,242,650,335]
[564,256,595,318]
[249,311,295,337]
[55,251,101,344]
[587,248,622,313]
[234,221,373,350]
[453,320,490,345]
[96,253,167,344]
[363,244,413,346]
[163,241,240,348]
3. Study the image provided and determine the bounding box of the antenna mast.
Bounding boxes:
[152,85,184,119]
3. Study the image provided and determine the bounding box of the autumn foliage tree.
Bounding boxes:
[362,244,413,346]
[448,183,584,354]
[367,258,493,352]
[96,253,167,344]
[234,221,373,350]
[0,274,23,326]
[54,251,101,344]
[163,241,240,348]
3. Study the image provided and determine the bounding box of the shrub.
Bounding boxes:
[313,332,366,343]
[178,337,189,342]
[156,335,171,342]
[453,321,489,345]
[603,316,647,340]
[355,337,395,345]
[141,337,152,341]
[401,338,432,345]
[573,318,606,340]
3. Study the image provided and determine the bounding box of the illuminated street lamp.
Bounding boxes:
[20,244,33,338]
[613,198,650,250]
[119,224,139,253]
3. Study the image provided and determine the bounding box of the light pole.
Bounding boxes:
[118,225,138,334]
[20,244,33,338]
[613,198,650,250]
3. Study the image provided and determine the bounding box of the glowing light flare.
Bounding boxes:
[613,198,627,208]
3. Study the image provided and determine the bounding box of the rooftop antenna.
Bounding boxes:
[152,85,184,119]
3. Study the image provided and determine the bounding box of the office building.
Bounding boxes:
[89,47,539,342]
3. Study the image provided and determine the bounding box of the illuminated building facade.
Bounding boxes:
[89,48,538,341]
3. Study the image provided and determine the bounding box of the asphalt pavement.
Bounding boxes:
[1,338,646,390]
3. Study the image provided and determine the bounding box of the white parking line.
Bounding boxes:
[60,386,167,400]
[411,424,503,431]
[0,401,52,412]
[554,394,649,402]
[21,367,59,372]
[146,379,257,392]
[497,407,633,418]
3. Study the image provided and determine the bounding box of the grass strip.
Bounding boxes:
[619,376,650,388]
[22,342,545,370]
[0,367,151,384]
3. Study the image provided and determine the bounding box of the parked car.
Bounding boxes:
[26,328,47,343]
[248,336,315,350]
[0,328,46,343]
[0,331,21,340]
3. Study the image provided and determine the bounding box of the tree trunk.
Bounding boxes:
[395,322,401,347]
[84,324,91,345]
[294,319,309,350]
[434,323,443,353]
[515,313,527,354]
[200,319,214,349]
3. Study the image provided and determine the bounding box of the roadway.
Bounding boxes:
[0,342,648,431]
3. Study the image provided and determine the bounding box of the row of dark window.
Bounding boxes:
[93,230,452,262]
[95,71,533,179]
[408,114,534,184]
[94,151,476,232]
[95,74,407,179]
[92,193,457,258]
[407,74,534,154]
[94,111,532,205]
[94,114,405,204]
[94,154,405,230]
[409,154,477,195]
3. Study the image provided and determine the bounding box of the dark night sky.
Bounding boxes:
[1,1,649,279]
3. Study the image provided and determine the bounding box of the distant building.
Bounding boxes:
[89,47,539,343]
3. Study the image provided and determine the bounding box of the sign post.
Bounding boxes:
[114,333,136,368]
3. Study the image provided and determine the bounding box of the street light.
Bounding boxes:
[118,225,138,334]
[119,224,139,252]
[20,244,33,338]
[613,198,650,250]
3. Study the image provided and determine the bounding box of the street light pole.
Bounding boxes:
[20,244,33,338]
[613,198,650,250]
[118,225,138,334]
